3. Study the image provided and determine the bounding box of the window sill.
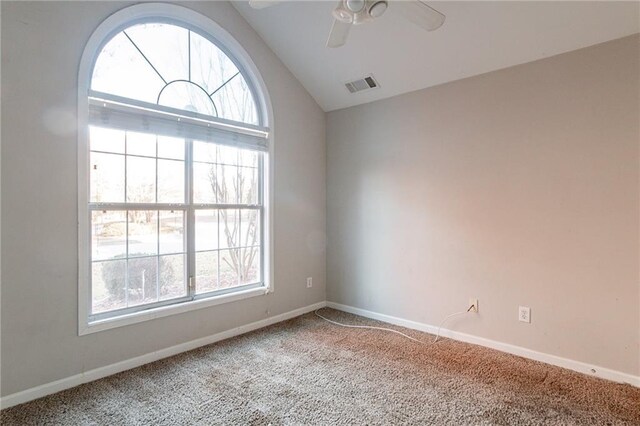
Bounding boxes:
[79,286,270,335]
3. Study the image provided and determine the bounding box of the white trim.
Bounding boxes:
[2,299,637,409]
[1,301,327,410]
[81,286,268,335]
[326,302,640,388]
[77,3,275,335]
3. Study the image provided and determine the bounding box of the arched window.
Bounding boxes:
[78,4,272,334]
[91,22,259,124]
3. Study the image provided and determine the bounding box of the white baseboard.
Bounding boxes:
[326,301,639,388]
[2,299,637,410]
[0,301,327,410]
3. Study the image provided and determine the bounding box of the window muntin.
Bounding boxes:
[85,18,268,325]
[89,126,264,319]
[91,208,188,314]
[91,23,258,125]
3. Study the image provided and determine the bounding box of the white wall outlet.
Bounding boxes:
[519,306,531,323]
[469,298,478,313]
[306,277,313,288]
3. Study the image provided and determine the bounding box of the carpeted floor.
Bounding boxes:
[2,308,639,425]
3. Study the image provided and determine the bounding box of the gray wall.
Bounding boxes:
[1,1,326,396]
[327,35,639,376]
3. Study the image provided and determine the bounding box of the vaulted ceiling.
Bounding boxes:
[232,1,640,111]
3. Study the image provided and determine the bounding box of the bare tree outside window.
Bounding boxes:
[208,154,260,288]
[189,41,261,290]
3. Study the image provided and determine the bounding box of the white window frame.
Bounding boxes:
[78,3,274,335]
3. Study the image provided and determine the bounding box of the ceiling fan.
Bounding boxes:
[248,0,446,48]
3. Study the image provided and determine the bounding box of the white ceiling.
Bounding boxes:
[232,1,639,112]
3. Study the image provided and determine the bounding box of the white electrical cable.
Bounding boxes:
[432,309,472,343]
[315,310,426,343]
[314,306,475,345]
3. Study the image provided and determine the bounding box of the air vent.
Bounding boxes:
[345,74,380,94]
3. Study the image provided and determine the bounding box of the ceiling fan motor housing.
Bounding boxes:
[346,0,366,13]
[334,0,388,24]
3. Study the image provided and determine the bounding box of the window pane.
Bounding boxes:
[125,23,189,85]
[196,251,218,294]
[219,249,240,289]
[91,32,165,104]
[90,152,125,203]
[158,81,217,116]
[159,210,184,255]
[159,254,186,301]
[210,75,258,125]
[92,259,127,314]
[90,126,125,154]
[217,164,238,204]
[239,167,258,205]
[128,211,158,257]
[190,30,239,95]
[239,247,260,285]
[239,209,260,248]
[157,136,184,160]
[195,210,218,252]
[127,156,156,203]
[217,145,238,165]
[239,149,258,168]
[92,210,127,261]
[127,256,159,306]
[193,162,216,204]
[219,209,239,249]
[157,159,184,203]
[127,132,156,157]
[193,141,217,163]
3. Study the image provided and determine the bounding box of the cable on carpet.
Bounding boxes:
[314,305,475,345]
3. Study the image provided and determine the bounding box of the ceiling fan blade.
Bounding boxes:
[395,1,445,31]
[327,19,352,48]
[248,0,284,9]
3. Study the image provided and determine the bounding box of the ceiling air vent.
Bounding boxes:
[345,75,380,94]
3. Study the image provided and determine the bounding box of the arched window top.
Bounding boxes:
[91,22,259,126]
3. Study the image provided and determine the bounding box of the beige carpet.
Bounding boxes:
[2,308,639,425]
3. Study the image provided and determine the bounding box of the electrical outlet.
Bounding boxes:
[468,298,478,313]
[519,306,531,323]
[306,277,313,288]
